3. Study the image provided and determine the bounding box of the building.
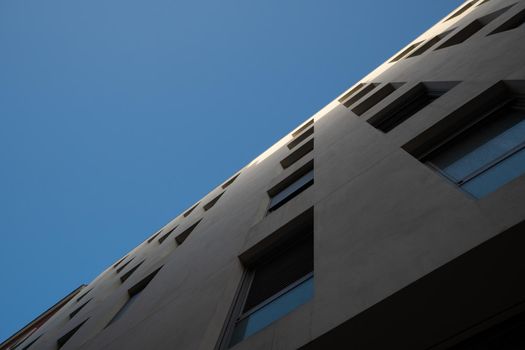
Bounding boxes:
[3,0,525,348]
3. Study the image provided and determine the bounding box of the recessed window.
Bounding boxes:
[57,319,88,349]
[112,255,128,269]
[389,41,423,63]
[268,161,314,213]
[175,219,202,245]
[120,260,144,283]
[338,83,366,104]
[221,173,240,189]
[445,0,479,22]
[116,257,135,274]
[281,139,314,169]
[69,298,92,319]
[351,83,404,116]
[225,211,314,348]
[287,125,313,150]
[158,226,177,244]
[19,334,43,350]
[423,94,525,198]
[203,192,224,211]
[76,288,92,303]
[489,8,525,35]
[106,267,162,328]
[147,230,163,243]
[406,29,455,58]
[367,81,459,133]
[438,6,512,49]
[341,83,378,108]
[291,119,314,138]
[183,203,199,217]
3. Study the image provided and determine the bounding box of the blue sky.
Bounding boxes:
[0,0,462,342]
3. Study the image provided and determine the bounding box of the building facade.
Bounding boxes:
[3,0,525,348]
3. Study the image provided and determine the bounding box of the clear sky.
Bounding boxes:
[0,0,462,342]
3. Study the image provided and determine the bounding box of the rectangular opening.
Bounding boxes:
[112,255,128,269]
[268,160,314,213]
[280,139,314,169]
[203,192,224,211]
[367,81,459,133]
[287,126,313,150]
[407,29,455,58]
[342,83,378,108]
[116,257,135,274]
[175,219,202,245]
[489,8,525,35]
[158,226,177,244]
[76,288,92,303]
[337,83,366,104]
[147,230,162,243]
[226,210,314,348]
[221,173,240,189]
[389,41,423,62]
[445,0,479,22]
[57,319,88,349]
[438,6,512,49]
[351,83,404,116]
[120,260,145,283]
[69,298,92,319]
[291,119,314,138]
[183,203,199,217]
[403,81,525,198]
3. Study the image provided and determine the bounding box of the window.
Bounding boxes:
[338,83,366,104]
[291,119,314,138]
[222,173,240,189]
[351,83,404,116]
[267,161,314,213]
[183,202,199,217]
[18,334,42,350]
[489,8,525,35]
[341,83,378,107]
[280,139,313,169]
[423,95,525,198]
[158,226,177,244]
[106,267,162,328]
[367,82,459,133]
[287,125,313,150]
[116,257,135,274]
[112,255,128,269]
[57,319,88,349]
[147,230,163,243]
[69,298,92,319]
[389,41,423,63]
[437,6,512,49]
[175,219,202,245]
[120,260,144,283]
[224,211,314,348]
[203,192,224,211]
[444,0,479,22]
[406,29,455,58]
[76,288,92,303]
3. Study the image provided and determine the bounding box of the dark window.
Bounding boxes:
[69,298,92,319]
[367,82,458,132]
[112,255,128,269]
[76,288,92,303]
[489,8,525,35]
[147,230,163,243]
[268,161,314,212]
[120,260,144,283]
[183,203,199,217]
[106,267,162,328]
[291,119,314,138]
[175,219,202,245]
[228,227,314,347]
[438,6,512,49]
[287,126,313,150]
[389,41,423,62]
[280,139,314,169]
[351,83,404,116]
[57,319,88,349]
[15,333,42,350]
[222,173,240,189]
[203,192,224,211]
[338,83,366,104]
[158,226,177,244]
[444,0,479,22]
[407,29,455,58]
[423,96,525,198]
[341,83,378,107]
[116,257,135,274]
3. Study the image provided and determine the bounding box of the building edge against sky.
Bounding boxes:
[3,0,525,349]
